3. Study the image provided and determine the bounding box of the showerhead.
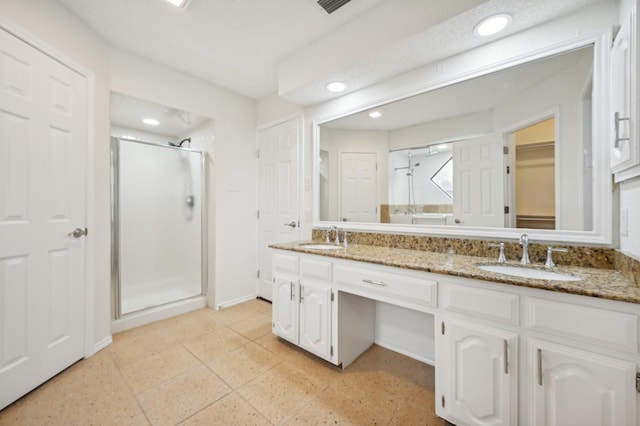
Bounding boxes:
[168,137,191,148]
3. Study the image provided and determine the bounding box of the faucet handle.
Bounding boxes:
[342,231,349,248]
[545,247,568,268]
[488,243,507,263]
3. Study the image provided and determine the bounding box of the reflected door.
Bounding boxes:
[340,152,378,223]
[452,135,504,227]
[0,29,87,409]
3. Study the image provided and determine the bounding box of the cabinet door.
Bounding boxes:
[272,276,298,344]
[438,320,517,426]
[298,280,332,360]
[529,339,636,426]
[611,4,640,179]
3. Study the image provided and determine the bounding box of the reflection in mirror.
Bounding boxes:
[317,44,594,232]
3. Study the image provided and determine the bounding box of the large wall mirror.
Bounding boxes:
[314,34,613,245]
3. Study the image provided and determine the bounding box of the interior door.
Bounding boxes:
[258,116,300,301]
[452,135,505,227]
[339,152,378,223]
[0,29,88,409]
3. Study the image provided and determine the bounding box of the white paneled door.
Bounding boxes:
[452,135,505,227]
[257,116,300,301]
[0,29,88,409]
[340,152,377,223]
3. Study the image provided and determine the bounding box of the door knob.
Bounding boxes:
[284,221,297,228]
[68,227,88,238]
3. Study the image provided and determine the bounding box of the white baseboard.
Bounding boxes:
[92,335,113,355]
[215,293,258,310]
[374,338,435,366]
[111,296,207,333]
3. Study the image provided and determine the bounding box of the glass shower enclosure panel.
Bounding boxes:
[112,138,206,317]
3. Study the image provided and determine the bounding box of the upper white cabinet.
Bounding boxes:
[611,2,640,181]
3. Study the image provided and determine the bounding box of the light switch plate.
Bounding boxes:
[621,207,629,237]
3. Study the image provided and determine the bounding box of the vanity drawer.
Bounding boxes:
[273,252,299,276]
[333,263,437,309]
[442,282,519,325]
[300,258,332,281]
[526,297,638,353]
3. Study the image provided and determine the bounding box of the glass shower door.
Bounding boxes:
[113,138,205,316]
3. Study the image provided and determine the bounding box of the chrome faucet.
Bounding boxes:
[326,225,338,244]
[519,234,531,264]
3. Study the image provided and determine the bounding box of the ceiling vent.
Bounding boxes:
[317,0,352,14]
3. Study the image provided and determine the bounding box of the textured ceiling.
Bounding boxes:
[56,0,611,105]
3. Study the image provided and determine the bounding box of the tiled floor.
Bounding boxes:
[0,299,445,425]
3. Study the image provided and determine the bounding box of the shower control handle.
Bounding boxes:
[68,227,88,238]
[284,221,297,228]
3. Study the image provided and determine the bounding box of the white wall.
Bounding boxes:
[2,0,113,352]
[110,49,258,308]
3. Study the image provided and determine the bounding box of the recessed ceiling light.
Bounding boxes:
[368,111,382,118]
[474,13,512,37]
[326,81,346,93]
[142,118,160,126]
[165,0,191,8]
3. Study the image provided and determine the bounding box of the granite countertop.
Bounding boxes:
[271,241,640,305]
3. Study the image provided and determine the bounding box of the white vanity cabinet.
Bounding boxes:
[436,282,519,426]
[529,339,636,426]
[272,253,334,362]
[271,249,640,425]
[611,1,640,180]
[526,297,639,426]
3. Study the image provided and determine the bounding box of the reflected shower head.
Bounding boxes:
[168,137,191,147]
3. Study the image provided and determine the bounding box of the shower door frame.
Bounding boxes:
[110,137,208,319]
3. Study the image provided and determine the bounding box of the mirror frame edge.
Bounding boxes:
[311,29,614,246]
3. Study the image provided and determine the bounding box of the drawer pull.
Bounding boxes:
[537,348,543,386]
[363,279,387,287]
[503,339,508,374]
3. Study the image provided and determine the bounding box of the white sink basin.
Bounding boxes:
[477,264,582,281]
[299,243,344,250]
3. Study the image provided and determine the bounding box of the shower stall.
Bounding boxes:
[111,137,207,323]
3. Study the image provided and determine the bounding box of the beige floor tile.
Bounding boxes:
[0,301,445,426]
[237,362,323,424]
[254,333,301,360]
[284,349,342,391]
[207,342,282,389]
[183,326,249,362]
[243,298,273,314]
[228,313,272,340]
[179,392,271,426]
[160,308,222,342]
[137,365,230,426]
[121,344,201,394]
[110,324,177,367]
[0,350,148,426]
[212,303,263,325]
[284,388,392,426]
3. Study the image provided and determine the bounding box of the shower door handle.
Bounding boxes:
[68,227,88,238]
[284,221,297,228]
